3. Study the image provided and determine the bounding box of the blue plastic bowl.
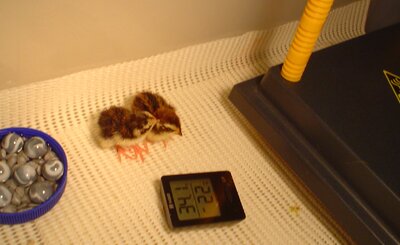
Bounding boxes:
[0,127,68,224]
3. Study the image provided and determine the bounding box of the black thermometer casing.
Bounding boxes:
[160,171,245,228]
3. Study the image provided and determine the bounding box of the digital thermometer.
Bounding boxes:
[160,171,245,228]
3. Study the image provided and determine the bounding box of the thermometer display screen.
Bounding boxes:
[170,178,221,220]
[161,171,245,228]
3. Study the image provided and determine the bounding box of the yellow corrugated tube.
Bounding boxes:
[281,0,334,82]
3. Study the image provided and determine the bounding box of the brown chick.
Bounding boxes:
[131,91,182,143]
[94,106,156,149]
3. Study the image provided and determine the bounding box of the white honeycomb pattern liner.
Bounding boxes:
[0,1,368,244]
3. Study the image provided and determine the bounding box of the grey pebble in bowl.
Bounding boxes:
[0,127,67,224]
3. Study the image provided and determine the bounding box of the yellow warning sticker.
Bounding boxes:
[383,70,400,103]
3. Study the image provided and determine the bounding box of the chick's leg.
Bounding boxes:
[115,145,136,161]
[147,137,172,149]
[161,137,174,149]
[128,141,149,162]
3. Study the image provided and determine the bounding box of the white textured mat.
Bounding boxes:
[0,1,368,244]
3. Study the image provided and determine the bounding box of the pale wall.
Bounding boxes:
[0,0,353,90]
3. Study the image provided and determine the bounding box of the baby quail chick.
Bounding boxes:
[94,106,156,160]
[96,106,156,147]
[131,91,182,143]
